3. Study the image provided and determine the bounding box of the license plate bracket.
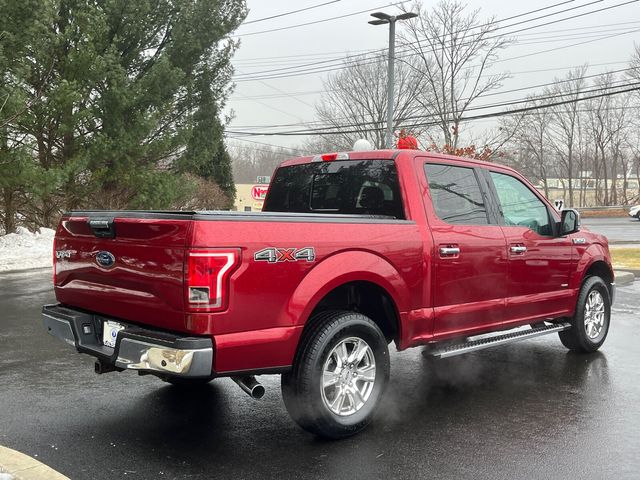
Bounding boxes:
[102,320,125,348]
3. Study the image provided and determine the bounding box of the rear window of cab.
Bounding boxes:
[263,160,405,219]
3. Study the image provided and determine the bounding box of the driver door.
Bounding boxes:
[484,170,574,326]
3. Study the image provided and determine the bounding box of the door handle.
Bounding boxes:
[510,245,527,254]
[439,247,460,256]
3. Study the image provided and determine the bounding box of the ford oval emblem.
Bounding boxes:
[96,251,116,268]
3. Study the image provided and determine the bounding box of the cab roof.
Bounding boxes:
[278,149,518,176]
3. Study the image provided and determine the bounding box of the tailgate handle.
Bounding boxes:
[88,218,116,238]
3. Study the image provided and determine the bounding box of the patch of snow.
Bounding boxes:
[0,472,15,480]
[0,227,55,272]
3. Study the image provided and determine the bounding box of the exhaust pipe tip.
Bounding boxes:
[231,376,265,400]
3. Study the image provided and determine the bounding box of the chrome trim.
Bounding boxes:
[429,323,571,359]
[42,307,214,378]
[584,290,606,340]
[510,245,527,254]
[439,247,460,256]
[321,337,376,417]
[115,339,213,376]
[572,238,587,245]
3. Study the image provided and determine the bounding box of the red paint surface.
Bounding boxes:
[53,151,613,373]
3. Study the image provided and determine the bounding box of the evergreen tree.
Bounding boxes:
[0,0,246,230]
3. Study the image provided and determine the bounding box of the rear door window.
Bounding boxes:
[264,160,404,219]
[424,163,489,225]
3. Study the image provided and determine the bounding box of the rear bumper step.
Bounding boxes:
[427,322,572,359]
[42,304,213,377]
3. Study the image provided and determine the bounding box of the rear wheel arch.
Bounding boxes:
[303,280,402,346]
[285,250,409,336]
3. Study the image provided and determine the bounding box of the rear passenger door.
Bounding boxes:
[419,159,508,339]
[483,170,573,325]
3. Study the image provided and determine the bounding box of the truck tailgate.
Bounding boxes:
[54,215,190,332]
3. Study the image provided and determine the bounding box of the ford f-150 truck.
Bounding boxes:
[43,149,614,438]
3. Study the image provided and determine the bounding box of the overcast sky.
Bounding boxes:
[226,0,640,151]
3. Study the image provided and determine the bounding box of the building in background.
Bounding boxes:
[234,176,271,211]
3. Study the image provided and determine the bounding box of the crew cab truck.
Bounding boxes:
[43,150,614,439]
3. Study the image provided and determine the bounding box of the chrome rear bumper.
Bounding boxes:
[42,304,213,377]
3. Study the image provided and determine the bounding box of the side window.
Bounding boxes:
[424,163,489,225]
[489,172,552,236]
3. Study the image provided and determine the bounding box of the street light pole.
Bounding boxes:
[369,11,418,149]
[385,19,396,150]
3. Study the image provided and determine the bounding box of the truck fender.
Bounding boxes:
[283,250,410,328]
[571,243,614,290]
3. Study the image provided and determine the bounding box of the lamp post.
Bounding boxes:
[369,11,418,148]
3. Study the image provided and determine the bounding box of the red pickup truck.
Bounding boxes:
[44,149,614,438]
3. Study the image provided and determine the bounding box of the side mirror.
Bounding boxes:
[560,209,580,236]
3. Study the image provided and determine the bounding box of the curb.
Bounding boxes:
[0,446,68,480]
[614,270,635,286]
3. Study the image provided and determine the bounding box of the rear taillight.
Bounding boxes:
[185,249,241,312]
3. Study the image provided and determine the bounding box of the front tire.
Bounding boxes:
[559,276,611,352]
[281,311,390,439]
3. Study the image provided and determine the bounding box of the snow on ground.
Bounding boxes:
[0,227,55,272]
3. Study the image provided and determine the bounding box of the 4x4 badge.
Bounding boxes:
[254,247,315,263]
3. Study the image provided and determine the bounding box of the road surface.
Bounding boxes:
[1,270,639,479]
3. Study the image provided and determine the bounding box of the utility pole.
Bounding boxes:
[369,11,417,148]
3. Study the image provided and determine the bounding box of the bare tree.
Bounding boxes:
[399,0,511,149]
[586,73,615,205]
[502,101,554,198]
[545,66,588,207]
[314,53,428,150]
[229,142,296,183]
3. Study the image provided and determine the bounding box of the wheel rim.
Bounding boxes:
[321,337,376,417]
[584,290,606,340]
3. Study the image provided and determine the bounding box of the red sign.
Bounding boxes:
[251,185,269,201]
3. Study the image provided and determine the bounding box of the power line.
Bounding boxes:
[241,1,343,26]
[232,18,640,66]
[232,0,600,79]
[226,82,640,136]
[230,60,630,102]
[225,136,307,155]
[231,20,640,69]
[232,0,585,67]
[232,0,639,82]
[229,66,635,130]
[234,1,409,37]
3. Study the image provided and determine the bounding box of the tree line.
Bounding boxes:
[0,0,246,234]
[290,0,640,207]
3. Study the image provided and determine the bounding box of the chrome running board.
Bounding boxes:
[428,322,572,359]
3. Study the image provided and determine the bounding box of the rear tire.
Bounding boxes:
[559,276,611,353]
[281,311,390,439]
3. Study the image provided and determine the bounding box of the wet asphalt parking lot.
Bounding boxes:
[1,268,639,480]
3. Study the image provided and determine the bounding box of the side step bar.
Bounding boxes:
[428,322,572,359]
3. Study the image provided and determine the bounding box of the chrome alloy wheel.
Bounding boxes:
[321,337,376,416]
[584,290,606,339]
